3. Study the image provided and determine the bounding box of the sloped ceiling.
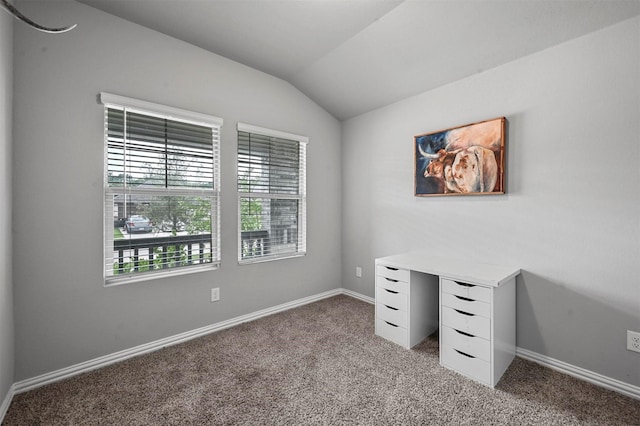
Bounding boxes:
[77,0,640,120]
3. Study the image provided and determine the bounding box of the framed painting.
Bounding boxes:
[414,117,506,196]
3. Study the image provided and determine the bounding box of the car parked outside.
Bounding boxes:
[124,216,153,233]
[161,220,186,232]
[114,217,127,228]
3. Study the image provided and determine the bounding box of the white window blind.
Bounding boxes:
[237,123,307,263]
[101,93,222,284]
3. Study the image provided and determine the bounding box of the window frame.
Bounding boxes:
[101,92,223,285]
[237,122,307,264]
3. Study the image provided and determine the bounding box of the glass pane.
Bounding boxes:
[237,131,300,194]
[107,108,214,190]
[239,197,299,260]
[108,193,216,276]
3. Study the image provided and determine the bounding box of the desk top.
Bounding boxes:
[375,251,520,287]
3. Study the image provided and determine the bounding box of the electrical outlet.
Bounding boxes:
[211,288,220,302]
[627,330,640,353]
[356,267,362,278]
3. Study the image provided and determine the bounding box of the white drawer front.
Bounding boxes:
[376,318,408,348]
[441,345,491,385]
[377,287,408,311]
[376,265,410,283]
[441,326,490,362]
[441,306,490,340]
[376,275,409,294]
[376,302,407,328]
[441,293,490,318]
[441,278,491,303]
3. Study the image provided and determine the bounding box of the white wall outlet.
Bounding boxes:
[627,330,640,353]
[211,287,220,302]
[356,266,362,278]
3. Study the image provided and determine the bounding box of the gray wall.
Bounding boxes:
[0,10,14,405]
[342,17,640,387]
[12,1,341,381]
[9,0,639,392]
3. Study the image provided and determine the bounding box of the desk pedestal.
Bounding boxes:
[375,253,519,388]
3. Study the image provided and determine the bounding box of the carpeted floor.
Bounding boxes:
[3,295,639,425]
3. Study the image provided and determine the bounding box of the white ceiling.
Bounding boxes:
[77,0,640,120]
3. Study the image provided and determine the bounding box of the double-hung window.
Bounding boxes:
[237,123,307,263]
[101,93,222,284]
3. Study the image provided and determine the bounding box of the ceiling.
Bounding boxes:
[77,0,640,121]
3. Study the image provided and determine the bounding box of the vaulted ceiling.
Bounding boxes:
[77,0,640,120]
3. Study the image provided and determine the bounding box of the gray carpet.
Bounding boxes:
[3,295,639,425]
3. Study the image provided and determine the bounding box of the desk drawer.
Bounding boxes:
[441,278,491,303]
[441,326,490,362]
[377,287,407,311]
[376,265,410,283]
[376,302,407,328]
[441,293,490,318]
[441,345,490,385]
[441,306,490,340]
[376,318,408,348]
[376,275,409,294]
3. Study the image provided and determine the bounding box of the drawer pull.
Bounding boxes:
[454,295,474,302]
[454,349,475,358]
[456,281,475,288]
[384,304,399,311]
[454,309,474,316]
[385,289,399,294]
[384,321,399,328]
[385,277,399,283]
[454,329,474,337]
[385,266,399,271]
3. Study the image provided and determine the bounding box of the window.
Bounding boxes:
[237,123,307,263]
[101,93,222,284]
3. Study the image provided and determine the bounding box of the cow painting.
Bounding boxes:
[414,117,506,196]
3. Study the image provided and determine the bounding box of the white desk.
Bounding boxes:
[375,252,520,387]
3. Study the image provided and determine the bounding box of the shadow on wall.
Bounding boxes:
[516,270,640,386]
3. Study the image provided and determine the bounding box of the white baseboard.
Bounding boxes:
[14,288,343,394]
[6,289,639,406]
[342,288,374,304]
[516,347,640,400]
[0,383,15,424]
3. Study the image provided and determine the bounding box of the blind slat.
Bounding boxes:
[237,129,306,263]
[105,101,222,283]
[107,108,216,190]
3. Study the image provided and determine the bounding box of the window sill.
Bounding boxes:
[104,263,219,287]
[238,252,306,266]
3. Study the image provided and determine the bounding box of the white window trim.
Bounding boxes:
[101,93,223,285]
[237,122,307,265]
[100,92,223,128]
[237,122,309,145]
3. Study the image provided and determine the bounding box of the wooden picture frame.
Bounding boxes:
[414,117,506,196]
